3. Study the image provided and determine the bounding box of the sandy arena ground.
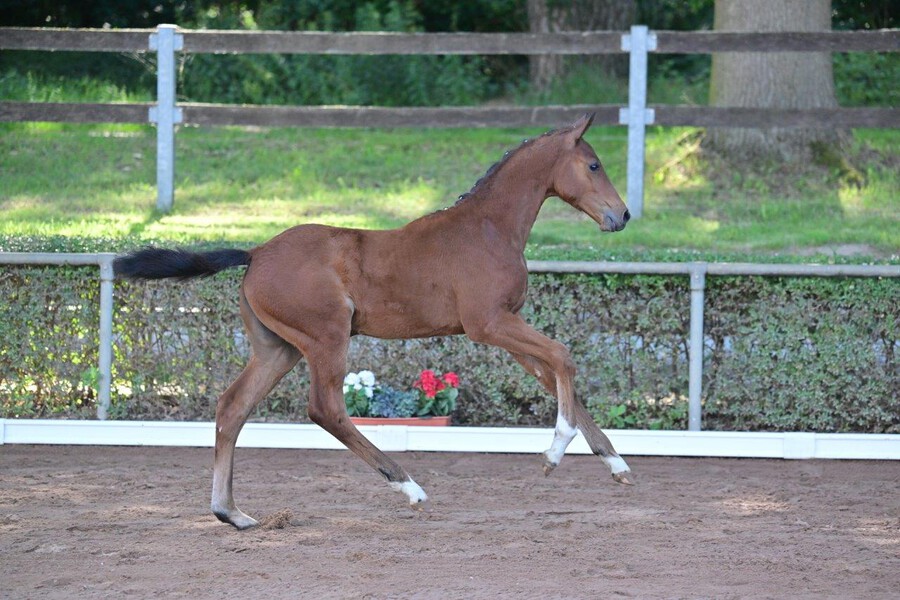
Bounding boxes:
[1,445,898,599]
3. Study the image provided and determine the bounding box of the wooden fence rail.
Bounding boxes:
[2,101,896,130]
[1,27,898,54]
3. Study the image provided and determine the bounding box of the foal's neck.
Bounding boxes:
[467,140,558,253]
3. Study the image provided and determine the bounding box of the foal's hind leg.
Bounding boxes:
[264,314,431,511]
[211,295,300,529]
[304,344,431,511]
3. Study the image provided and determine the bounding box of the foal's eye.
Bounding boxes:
[589,162,600,172]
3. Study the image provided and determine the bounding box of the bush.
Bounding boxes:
[0,266,100,418]
[1,265,896,432]
[703,276,899,432]
[833,53,900,107]
[179,1,493,107]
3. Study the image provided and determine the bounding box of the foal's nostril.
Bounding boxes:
[623,210,631,223]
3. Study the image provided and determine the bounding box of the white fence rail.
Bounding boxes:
[2,420,899,460]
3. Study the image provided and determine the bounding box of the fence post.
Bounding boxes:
[97,257,115,420]
[149,24,183,213]
[688,263,707,431]
[619,25,656,220]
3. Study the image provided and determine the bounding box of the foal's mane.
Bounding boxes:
[454,123,574,205]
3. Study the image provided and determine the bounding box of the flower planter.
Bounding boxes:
[350,416,451,427]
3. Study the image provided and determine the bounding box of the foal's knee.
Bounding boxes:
[306,400,329,426]
[307,398,348,429]
[549,342,576,380]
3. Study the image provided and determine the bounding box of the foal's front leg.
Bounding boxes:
[512,352,632,483]
[472,313,632,484]
[510,352,578,474]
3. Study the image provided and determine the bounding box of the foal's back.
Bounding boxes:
[243,214,476,340]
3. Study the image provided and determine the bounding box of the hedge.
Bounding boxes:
[0,265,897,433]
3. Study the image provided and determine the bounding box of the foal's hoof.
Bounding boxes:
[213,509,260,530]
[410,498,433,513]
[541,450,559,476]
[542,459,559,477]
[611,472,635,486]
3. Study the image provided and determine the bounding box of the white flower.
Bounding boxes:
[344,372,360,387]
[358,370,376,387]
[364,387,374,399]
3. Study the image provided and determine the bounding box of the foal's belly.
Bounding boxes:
[350,295,465,340]
[354,320,466,340]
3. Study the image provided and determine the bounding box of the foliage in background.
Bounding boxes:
[0,267,100,418]
[704,276,899,432]
[1,267,896,433]
[6,1,890,36]
[178,2,493,107]
[833,52,900,107]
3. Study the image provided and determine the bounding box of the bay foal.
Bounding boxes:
[115,115,633,529]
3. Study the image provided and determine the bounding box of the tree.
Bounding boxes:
[706,0,842,161]
[527,0,635,89]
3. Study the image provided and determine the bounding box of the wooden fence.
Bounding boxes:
[1,25,898,213]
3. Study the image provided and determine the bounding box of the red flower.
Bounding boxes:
[415,370,445,399]
[442,372,459,388]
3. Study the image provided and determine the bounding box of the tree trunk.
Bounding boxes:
[528,0,635,90]
[707,0,842,162]
[527,0,566,90]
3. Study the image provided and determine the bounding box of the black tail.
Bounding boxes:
[113,247,251,280]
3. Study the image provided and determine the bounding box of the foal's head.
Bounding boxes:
[549,114,630,232]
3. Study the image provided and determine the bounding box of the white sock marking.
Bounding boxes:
[544,412,578,465]
[604,455,631,475]
[389,479,428,505]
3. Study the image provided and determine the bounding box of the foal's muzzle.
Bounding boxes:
[603,209,630,232]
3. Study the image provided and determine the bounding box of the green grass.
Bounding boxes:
[0,68,152,103]
[1,121,897,261]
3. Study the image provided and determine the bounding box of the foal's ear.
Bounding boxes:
[566,113,595,146]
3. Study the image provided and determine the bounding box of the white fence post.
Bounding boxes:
[619,25,656,219]
[688,263,707,431]
[97,257,115,420]
[149,24,183,213]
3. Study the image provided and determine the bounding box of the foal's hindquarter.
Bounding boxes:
[202,116,632,529]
